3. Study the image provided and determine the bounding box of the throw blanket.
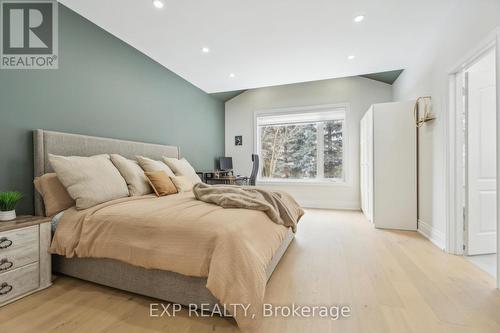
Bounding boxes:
[50,191,302,331]
[193,183,304,232]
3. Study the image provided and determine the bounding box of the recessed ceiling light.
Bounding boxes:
[229,73,235,78]
[353,15,365,23]
[202,47,210,53]
[152,0,164,9]
[347,55,355,60]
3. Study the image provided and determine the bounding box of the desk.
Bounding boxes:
[198,172,246,185]
[205,176,246,185]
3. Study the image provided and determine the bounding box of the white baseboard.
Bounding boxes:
[417,219,446,250]
[299,199,360,210]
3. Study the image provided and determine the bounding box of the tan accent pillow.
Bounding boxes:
[136,156,175,177]
[34,173,75,217]
[163,157,201,185]
[49,154,129,210]
[144,171,178,197]
[171,176,194,192]
[110,154,152,196]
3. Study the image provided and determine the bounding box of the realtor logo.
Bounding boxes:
[1,0,58,69]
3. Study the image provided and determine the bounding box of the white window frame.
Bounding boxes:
[253,103,350,186]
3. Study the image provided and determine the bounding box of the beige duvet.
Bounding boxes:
[50,191,302,330]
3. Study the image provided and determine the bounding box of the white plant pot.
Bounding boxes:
[0,210,16,221]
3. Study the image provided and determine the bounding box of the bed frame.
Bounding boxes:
[33,129,294,310]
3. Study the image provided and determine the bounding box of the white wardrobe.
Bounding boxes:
[360,101,417,230]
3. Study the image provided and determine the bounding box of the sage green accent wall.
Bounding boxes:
[0,5,224,214]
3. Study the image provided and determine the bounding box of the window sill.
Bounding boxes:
[256,179,350,187]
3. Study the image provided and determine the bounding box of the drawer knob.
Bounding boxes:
[0,282,13,296]
[0,258,13,271]
[0,237,13,249]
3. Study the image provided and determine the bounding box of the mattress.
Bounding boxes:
[53,227,294,312]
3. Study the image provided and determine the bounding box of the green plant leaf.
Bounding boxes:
[0,191,23,211]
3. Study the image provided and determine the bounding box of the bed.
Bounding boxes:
[33,129,296,328]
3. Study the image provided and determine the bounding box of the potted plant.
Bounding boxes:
[0,191,23,221]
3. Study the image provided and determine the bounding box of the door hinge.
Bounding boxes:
[462,86,467,96]
[463,244,466,251]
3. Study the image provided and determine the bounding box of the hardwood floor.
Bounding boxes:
[1,209,499,333]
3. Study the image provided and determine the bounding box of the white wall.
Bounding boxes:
[393,0,500,249]
[225,76,392,209]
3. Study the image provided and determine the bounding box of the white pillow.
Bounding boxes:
[171,176,194,192]
[136,156,175,177]
[49,154,129,210]
[110,154,152,196]
[163,157,201,185]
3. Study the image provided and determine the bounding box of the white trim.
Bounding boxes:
[496,30,500,289]
[253,103,351,186]
[256,109,345,125]
[445,26,500,288]
[446,27,500,255]
[257,179,350,187]
[446,72,467,255]
[418,219,446,251]
[254,103,349,116]
[447,74,458,254]
[317,123,325,178]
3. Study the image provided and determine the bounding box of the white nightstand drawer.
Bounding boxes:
[0,225,39,250]
[0,226,39,273]
[0,262,39,305]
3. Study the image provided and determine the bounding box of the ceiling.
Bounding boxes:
[59,0,456,93]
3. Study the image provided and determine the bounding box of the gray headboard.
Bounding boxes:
[33,129,180,216]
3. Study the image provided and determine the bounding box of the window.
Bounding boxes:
[256,106,346,183]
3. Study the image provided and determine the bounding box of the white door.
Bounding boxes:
[467,49,497,255]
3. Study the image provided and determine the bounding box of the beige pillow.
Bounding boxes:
[163,157,201,185]
[49,154,129,210]
[34,173,75,217]
[136,156,175,177]
[171,176,194,192]
[144,171,178,197]
[110,154,152,196]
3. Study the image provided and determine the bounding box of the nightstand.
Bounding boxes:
[0,216,52,306]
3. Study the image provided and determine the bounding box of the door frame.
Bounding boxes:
[445,27,499,287]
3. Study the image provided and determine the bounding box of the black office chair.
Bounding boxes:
[248,154,259,186]
[236,154,259,186]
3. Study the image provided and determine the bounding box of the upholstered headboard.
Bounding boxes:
[33,129,180,216]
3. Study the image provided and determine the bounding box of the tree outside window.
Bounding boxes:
[257,109,345,182]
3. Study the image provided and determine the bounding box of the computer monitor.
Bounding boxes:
[219,157,233,171]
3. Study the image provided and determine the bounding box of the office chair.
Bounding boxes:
[248,154,259,186]
[236,154,259,186]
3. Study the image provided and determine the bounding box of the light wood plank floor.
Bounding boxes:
[1,209,499,333]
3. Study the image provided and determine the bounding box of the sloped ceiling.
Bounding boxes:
[59,0,456,93]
